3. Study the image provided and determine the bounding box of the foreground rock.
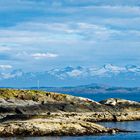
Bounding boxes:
[0,89,139,136]
[0,89,139,122]
[0,118,129,137]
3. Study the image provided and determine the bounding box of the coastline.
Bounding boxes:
[0,89,139,137]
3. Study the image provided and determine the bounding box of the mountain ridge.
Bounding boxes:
[1,64,140,87]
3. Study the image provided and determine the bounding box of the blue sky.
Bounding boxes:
[0,0,140,72]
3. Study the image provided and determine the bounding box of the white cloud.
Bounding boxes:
[0,46,11,52]
[0,0,140,70]
[0,21,130,46]
[0,73,14,79]
[0,70,23,79]
[31,53,58,59]
[0,65,12,70]
[1,21,140,47]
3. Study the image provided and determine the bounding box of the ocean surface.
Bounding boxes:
[1,92,140,140]
[60,92,140,102]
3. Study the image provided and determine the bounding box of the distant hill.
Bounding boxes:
[27,83,140,95]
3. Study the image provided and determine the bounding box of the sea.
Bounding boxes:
[0,92,140,140]
[58,92,140,102]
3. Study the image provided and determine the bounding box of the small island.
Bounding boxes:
[0,89,139,137]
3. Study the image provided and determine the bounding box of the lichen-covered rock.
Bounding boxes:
[0,89,140,121]
[100,98,140,112]
[0,119,124,137]
[100,98,140,106]
[0,89,139,136]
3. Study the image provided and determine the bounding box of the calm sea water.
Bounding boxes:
[61,92,140,102]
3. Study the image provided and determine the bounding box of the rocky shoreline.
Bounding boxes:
[0,118,129,137]
[0,89,139,136]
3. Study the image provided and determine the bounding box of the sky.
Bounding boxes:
[0,0,140,72]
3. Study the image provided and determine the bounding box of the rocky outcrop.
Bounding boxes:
[100,98,140,112]
[0,89,139,136]
[0,117,129,137]
[100,98,140,107]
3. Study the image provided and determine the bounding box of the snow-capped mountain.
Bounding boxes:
[48,64,140,78]
[0,64,140,87]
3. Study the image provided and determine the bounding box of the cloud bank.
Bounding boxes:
[0,0,140,71]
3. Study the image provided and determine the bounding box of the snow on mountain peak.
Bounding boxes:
[126,65,140,73]
[1,64,140,87]
[103,64,126,73]
[0,64,140,81]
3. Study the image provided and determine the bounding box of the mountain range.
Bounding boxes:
[0,64,140,87]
